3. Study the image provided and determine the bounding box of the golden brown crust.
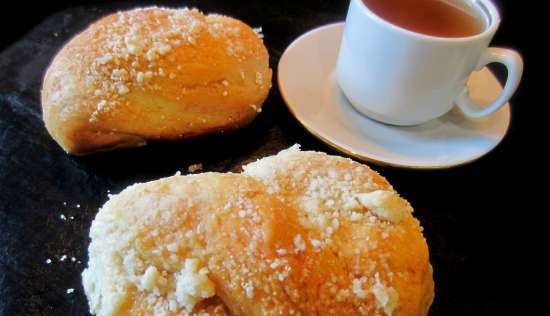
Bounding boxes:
[41,7,272,154]
[82,148,434,316]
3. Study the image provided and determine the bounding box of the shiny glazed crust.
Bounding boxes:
[41,7,271,154]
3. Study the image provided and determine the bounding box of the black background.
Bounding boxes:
[0,1,542,315]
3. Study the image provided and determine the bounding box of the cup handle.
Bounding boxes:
[455,47,523,118]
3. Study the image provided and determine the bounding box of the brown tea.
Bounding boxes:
[362,0,484,37]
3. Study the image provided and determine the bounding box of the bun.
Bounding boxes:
[82,148,433,315]
[41,7,271,154]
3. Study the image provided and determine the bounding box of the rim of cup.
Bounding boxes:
[354,0,501,42]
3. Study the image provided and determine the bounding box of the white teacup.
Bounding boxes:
[336,0,523,126]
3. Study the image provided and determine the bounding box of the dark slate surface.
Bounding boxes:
[0,1,539,315]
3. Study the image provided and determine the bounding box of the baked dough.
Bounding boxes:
[41,7,271,154]
[82,148,433,315]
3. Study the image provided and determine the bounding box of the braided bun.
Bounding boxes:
[83,148,433,315]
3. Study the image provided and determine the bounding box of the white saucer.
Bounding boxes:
[278,23,511,169]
